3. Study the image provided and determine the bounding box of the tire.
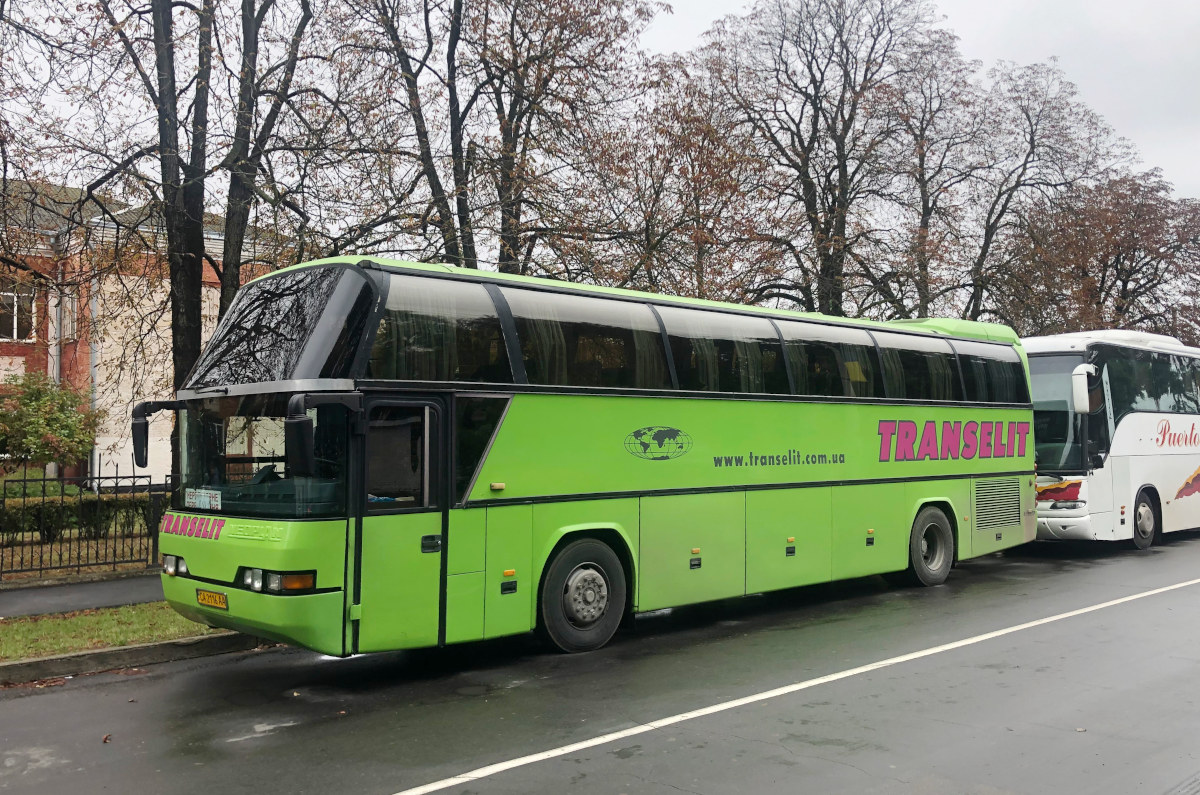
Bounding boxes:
[1130,489,1159,550]
[539,538,627,653]
[899,506,955,587]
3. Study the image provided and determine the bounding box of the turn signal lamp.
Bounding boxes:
[279,573,315,591]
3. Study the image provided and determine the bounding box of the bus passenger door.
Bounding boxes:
[354,401,444,652]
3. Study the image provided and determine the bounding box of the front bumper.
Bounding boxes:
[1036,510,1114,541]
[162,574,346,655]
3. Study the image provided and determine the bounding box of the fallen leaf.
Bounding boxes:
[102,734,112,743]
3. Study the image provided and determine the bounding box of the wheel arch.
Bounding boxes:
[908,496,963,564]
[535,523,637,614]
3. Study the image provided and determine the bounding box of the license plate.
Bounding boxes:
[196,589,228,610]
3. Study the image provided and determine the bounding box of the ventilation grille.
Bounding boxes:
[975,478,1022,531]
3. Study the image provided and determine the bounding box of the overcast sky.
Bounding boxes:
[639,0,1200,198]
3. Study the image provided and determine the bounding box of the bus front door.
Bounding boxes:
[354,401,444,652]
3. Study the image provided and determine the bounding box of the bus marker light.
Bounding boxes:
[787,537,795,543]
[691,548,700,555]
[503,569,516,578]
[490,482,506,491]
[867,528,874,534]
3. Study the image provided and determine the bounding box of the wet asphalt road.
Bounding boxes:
[6,535,1200,794]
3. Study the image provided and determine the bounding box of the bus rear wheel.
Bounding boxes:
[1131,489,1160,550]
[898,506,955,587]
[539,538,626,653]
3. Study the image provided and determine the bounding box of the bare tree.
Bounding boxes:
[342,0,661,273]
[959,59,1126,321]
[712,0,932,316]
[868,28,984,318]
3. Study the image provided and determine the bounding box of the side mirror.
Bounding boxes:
[1071,364,1096,415]
[131,400,179,469]
[285,415,316,477]
[132,416,149,468]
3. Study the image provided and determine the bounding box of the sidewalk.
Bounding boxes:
[0,572,273,685]
[0,572,164,619]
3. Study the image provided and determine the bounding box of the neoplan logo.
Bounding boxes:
[625,426,692,460]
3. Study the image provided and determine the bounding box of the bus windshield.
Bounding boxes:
[184,266,377,389]
[1029,354,1086,472]
[179,394,350,518]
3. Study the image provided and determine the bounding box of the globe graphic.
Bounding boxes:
[624,426,693,460]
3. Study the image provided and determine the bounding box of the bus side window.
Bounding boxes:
[503,288,671,390]
[371,275,512,384]
[950,340,1028,404]
[366,406,428,509]
[656,306,787,394]
[777,321,880,398]
[872,332,961,402]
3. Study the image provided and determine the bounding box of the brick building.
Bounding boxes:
[0,182,227,482]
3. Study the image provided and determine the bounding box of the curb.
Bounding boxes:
[0,632,276,685]
[0,568,162,592]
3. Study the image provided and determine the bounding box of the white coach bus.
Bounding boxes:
[1025,330,1200,548]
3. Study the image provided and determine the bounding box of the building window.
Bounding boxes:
[59,290,77,341]
[0,281,35,342]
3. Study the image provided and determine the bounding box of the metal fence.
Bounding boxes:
[0,465,173,582]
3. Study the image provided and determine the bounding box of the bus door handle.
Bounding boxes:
[421,535,443,553]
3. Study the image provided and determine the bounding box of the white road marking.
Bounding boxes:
[392,576,1200,795]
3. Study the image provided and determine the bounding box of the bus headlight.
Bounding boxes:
[1051,500,1085,510]
[164,555,177,575]
[239,567,315,593]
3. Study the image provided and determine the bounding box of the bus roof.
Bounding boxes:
[1024,329,1200,357]
[258,256,1021,346]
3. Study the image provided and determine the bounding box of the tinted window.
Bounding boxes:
[777,322,882,398]
[1177,356,1200,413]
[187,267,377,389]
[874,332,963,401]
[1099,345,1200,418]
[455,396,508,502]
[366,406,429,510]
[953,340,1030,403]
[503,289,671,389]
[655,306,788,394]
[369,275,511,383]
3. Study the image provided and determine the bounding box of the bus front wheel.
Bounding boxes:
[539,538,627,653]
[900,506,955,587]
[1131,489,1160,550]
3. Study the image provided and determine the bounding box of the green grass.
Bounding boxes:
[0,602,224,662]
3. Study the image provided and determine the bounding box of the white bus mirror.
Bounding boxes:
[1071,364,1097,414]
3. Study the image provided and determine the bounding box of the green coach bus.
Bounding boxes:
[133,258,1035,654]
